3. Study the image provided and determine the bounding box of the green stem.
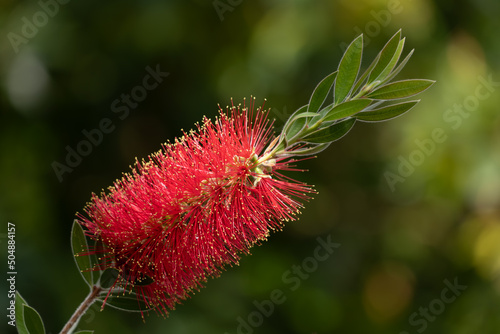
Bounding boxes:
[59,286,102,334]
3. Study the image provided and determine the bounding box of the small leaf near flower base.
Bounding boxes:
[99,294,154,313]
[99,268,120,289]
[71,220,94,289]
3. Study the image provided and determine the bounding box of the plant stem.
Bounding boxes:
[59,285,102,334]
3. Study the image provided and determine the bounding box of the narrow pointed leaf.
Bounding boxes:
[292,112,322,119]
[303,118,356,144]
[382,48,414,84]
[283,108,318,143]
[373,38,405,84]
[281,105,307,141]
[281,111,319,130]
[16,292,29,334]
[287,143,331,156]
[335,35,363,104]
[307,71,337,114]
[356,100,419,122]
[368,30,401,83]
[323,99,372,122]
[285,116,307,143]
[23,305,46,334]
[359,99,385,112]
[367,79,434,100]
[309,103,334,125]
[71,220,93,288]
[352,53,380,95]
[100,294,153,312]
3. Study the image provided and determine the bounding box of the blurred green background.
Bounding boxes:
[1,0,500,333]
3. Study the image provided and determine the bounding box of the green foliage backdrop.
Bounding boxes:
[1,0,500,333]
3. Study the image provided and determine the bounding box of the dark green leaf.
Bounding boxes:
[93,237,107,271]
[100,294,153,313]
[368,30,401,83]
[280,105,307,144]
[309,103,334,125]
[74,331,94,334]
[130,275,155,286]
[356,100,419,122]
[292,110,329,131]
[366,79,435,100]
[283,109,317,143]
[23,305,46,334]
[286,143,331,156]
[335,35,363,104]
[323,99,372,122]
[285,117,307,142]
[16,292,29,334]
[303,118,356,144]
[372,38,405,84]
[292,112,321,119]
[307,71,338,114]
[99,268,120,289]
[71,220,93,288]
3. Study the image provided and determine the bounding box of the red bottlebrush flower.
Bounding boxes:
[77,100,313,316]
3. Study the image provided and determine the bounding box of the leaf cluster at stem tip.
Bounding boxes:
[269,30,435,161]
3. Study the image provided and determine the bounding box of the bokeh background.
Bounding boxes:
[1,0,500,333]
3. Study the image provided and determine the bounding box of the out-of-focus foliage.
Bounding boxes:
[1,0,499,333]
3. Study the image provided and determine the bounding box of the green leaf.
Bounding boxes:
[16,292,29,334]
[286,116,307,142]
[286,143,331,156]
[71,220,94,288]
[368,30,401,83]
[352,53,380,95]
[382,48,414,84]
[309,103,334,125]
[307,71,338,114]
[303,118,356,144]
[23,305,46,334]
[292,111,322,119]
[335,35,363,104]
[74,331,94,334]
[356,100,419,122]
[99,268,120,289]
[366,79,435,100]
[280,105,307,142]
[323,99,372,122]
[283,106,316,143]
[373,37,406,84]
[100,294,153,313]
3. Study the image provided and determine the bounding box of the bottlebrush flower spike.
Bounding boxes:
[68,30,434,324]
[77,100,314,316]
